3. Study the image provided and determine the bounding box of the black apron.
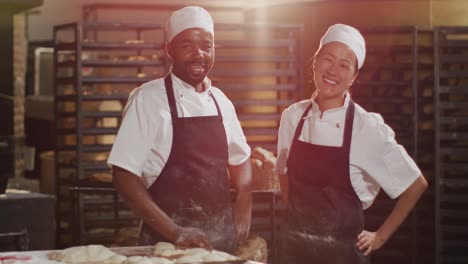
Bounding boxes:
[282,100,368,264]
[138,75,236,253]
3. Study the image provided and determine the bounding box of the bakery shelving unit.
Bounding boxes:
[352,26,434,264]
[433,26,468,264]
[53,22,167,247]
[211,23,304,152]
[415,28,437,264]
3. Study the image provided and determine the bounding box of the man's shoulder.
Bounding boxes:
[128,78,167,102]
[124,78,169,113]
[135,78,166,94]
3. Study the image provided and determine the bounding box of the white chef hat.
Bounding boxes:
[166,6,214,42]
[319,24,366,69]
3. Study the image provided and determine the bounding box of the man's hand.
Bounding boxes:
[233,193,252,242]
[174,226,212,250]
[229,159,253,243]
[356,230,386,256]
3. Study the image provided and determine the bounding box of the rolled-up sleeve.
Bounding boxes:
[360,114,421,199]
[225,101,251,165]
[276,108,294,176]
[108,88,152,177]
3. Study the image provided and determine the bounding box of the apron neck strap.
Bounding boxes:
[208,90,223,121]
[164,74,178,122]
[292,103,313,141]
[342,100,355,151]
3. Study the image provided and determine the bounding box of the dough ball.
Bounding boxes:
[125,256,144,263]
[49,245,118,263]
[135,258,153,264]
[175,254,203,263]
[202,250,238,262]
[87,244,116,261]
[126,256,167,264]
[148,257,174,264]
[153,242,176,256]
[183,248,210,257]
[102,254,127,264]
[48,246,87,263]
[159,249,186,258]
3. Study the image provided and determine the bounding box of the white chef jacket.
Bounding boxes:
[276,92,421,209]
[108,73,251,187]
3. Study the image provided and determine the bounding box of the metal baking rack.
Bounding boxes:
[211,23,304,152]
[53,21,167,247]
[434,26,468,264]
[353,26,434,264]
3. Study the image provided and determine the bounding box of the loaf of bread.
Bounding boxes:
[250,147,279,190]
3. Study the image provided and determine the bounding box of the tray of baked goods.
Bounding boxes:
[45,242,258,264]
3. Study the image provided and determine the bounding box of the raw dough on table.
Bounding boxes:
[175,254,204,263]
[152,242,239,263]
[153,242,175,256]
[125,256,145,264]
[202,251,239,262]
[183,248,210,257]
[103,254,128,264]
[125,256,174,264]
[127,256,157,264]
[49,244,126,263]
[153,242,185,258]
[148,257,174,264]
[159,249,186,258]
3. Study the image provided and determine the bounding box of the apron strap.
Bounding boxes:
[164,74,178,123]
[292,102,313,141]
[342,100,355,152]
[208,91,223,122]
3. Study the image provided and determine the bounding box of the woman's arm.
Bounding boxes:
[357,175,428,256]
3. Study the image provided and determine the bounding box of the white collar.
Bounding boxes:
[170,73,212,95]
[306,91,351,120]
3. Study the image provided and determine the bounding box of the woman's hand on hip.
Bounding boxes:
[356,230,386,256]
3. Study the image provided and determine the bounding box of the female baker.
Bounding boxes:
[276,24,428,263]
